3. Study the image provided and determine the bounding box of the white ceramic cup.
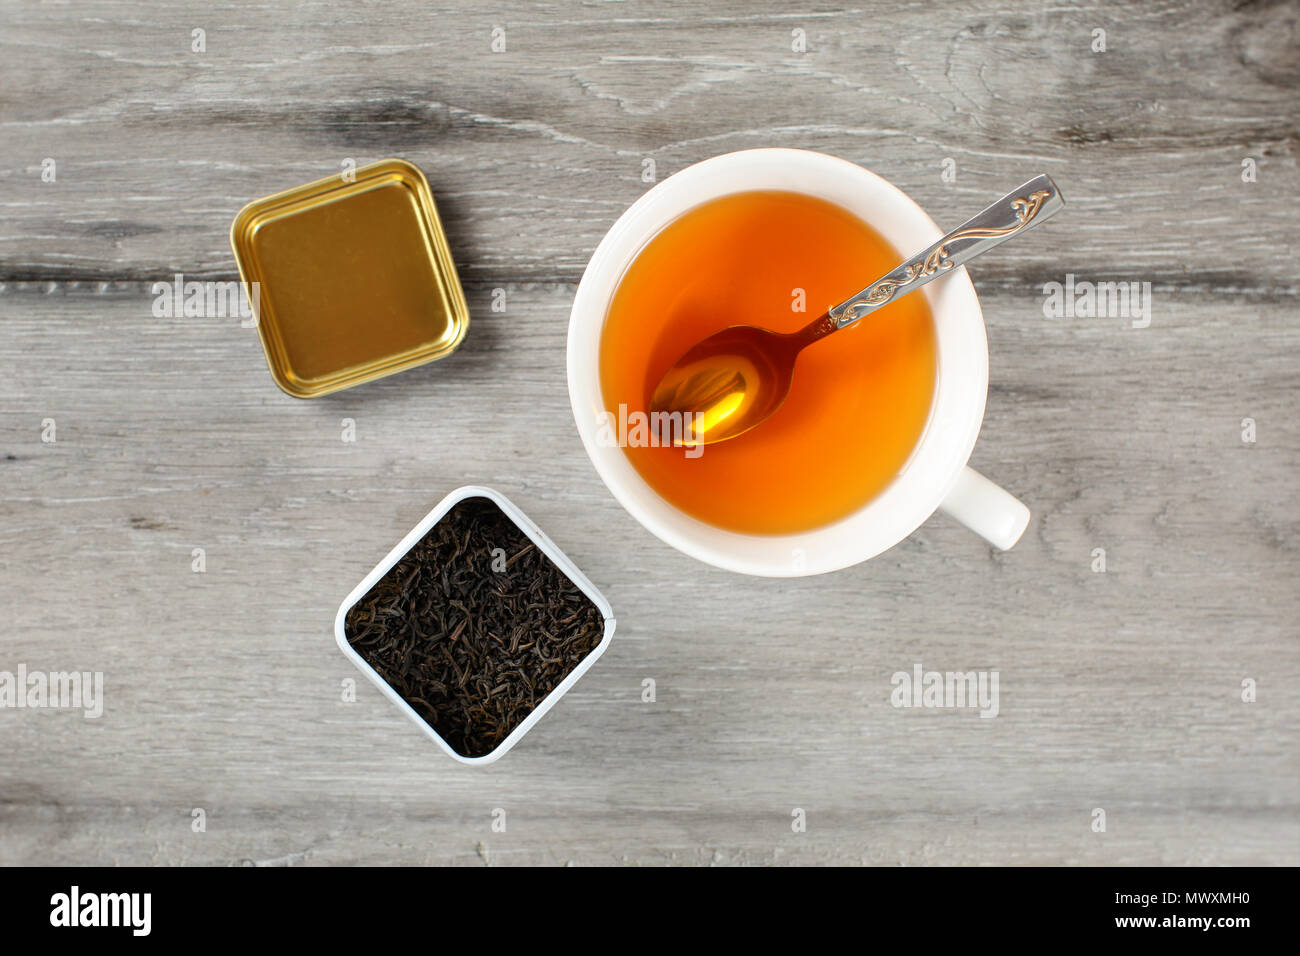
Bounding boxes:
[567,148,1030,577]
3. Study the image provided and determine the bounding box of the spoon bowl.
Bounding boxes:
[648,324,804,445]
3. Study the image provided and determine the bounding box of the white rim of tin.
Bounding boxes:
[333,485,617,765]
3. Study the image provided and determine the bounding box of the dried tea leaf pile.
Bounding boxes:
[345,497,605,758]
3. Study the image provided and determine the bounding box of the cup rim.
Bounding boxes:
[567,148,989,576]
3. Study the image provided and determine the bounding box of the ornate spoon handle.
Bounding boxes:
[826,174,1065,329]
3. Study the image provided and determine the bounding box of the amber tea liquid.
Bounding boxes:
[599,190,937,535]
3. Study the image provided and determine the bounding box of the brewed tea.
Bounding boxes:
[599,190,937,535]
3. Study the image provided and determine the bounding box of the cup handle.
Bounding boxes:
[937,466,1030,550]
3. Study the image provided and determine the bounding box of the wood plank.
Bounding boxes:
[1,1,1296,287]
[1,288,1295,864]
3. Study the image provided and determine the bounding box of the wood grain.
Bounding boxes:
[1,0,1297,866]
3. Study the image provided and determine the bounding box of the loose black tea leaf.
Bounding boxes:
[344,497,605,758]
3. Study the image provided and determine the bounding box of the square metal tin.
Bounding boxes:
[231,159,469,398]
[333,486,617,765]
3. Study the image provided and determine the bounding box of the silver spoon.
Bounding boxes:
[649,174,1065,445]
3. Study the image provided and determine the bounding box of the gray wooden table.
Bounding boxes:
[2,0,1296,866]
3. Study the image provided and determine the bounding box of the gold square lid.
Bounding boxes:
[231,159,469,398]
